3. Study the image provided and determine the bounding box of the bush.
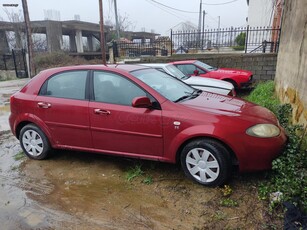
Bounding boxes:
[235,32,246,47]
[34,52,102,72]
[246,81,307,212]
[232,45,245,51]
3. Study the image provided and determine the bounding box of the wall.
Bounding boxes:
[139,53,277,81]
[247,0,274,27]
[274,0,307,126]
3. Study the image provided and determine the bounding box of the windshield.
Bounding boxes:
[195,60,217,71]
[165,64,189,80]
[131,68,198,102]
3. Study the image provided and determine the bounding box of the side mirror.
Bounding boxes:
[132,96,152,108]
[193,70,199,76]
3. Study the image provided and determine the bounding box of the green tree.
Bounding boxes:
[235,32,246,46]
[233,32,246,51]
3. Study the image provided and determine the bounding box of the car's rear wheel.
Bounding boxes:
[19,124,51,160]
[180,139,231,186]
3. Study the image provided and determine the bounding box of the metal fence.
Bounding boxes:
[171,26,281,54]
[0,49,28,78]
[114,39,172,58]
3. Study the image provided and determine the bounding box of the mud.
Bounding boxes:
[0,131,282,229]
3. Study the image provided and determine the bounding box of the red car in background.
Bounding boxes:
[170,60,253,89]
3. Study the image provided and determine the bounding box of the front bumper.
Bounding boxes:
[239,75,254,89]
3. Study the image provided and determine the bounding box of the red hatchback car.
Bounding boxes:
[9,65,286,186]
[170,60,253,89]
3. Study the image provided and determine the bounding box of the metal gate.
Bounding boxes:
[12,49,28,78]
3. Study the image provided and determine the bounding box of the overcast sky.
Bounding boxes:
[1,0,248,35]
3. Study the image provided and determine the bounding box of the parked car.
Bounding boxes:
[141,63,236,96]
[170,60,253,89]
[9,64,286,186]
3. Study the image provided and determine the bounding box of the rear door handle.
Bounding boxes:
[37,102,51,109]
[94,109,111,115]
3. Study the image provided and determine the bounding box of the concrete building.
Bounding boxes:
[0,20,112,54]
[275,0,307,126]
[246,0,283,53]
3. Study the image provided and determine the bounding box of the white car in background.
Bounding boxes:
[141,63,236,96]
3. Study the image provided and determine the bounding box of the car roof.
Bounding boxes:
[170,60,197,64]
[38,64,150,76]
[140,63,169,68]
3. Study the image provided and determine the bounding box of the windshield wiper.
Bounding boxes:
[174,89,202,103]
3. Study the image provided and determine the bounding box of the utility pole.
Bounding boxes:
[198,0,202,33]
[21,0,35,77]
[99,0,106,65]
[216,16,221,48]
[113,0,120,40]
[202,10,206,49]
[198,0,202,48]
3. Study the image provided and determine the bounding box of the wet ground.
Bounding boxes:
[0,79,281,229]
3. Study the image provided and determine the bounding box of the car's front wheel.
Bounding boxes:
[19,124,51,160]
[180,139,231,186]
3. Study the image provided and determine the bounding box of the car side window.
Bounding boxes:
[39,71,88,100]
[176,64,206,75]
[176,64,196,75]
[93,71,147,106]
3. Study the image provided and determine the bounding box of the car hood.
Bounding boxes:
[180,91,277,123]
[184,76,233,90]
[212,68,252,77]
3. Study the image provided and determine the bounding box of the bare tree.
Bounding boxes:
[1,8,26,49]
[105,12,136,32]
[178,21,198,31]
[1,8,47,51]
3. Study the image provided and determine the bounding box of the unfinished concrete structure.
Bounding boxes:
[0,20,111,53]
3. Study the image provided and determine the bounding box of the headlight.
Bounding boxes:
[246,124,280,138]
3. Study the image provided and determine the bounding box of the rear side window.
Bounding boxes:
[39,71,88,100]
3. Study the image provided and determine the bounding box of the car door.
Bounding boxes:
[36,70,92,149]
[89,71,163,157]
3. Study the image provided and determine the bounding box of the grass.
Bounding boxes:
[13,151,25,161]
[220,198,238,207]
[125,165,144,182]
[244,81,280,114]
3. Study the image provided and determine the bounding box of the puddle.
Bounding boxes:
[0,132,280,229]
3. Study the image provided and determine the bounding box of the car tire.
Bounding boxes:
[180,139,231,186]
[19,124,51,160]
[224,79,238,89]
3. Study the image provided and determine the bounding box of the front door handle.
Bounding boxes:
[37,102,51,109]
[94,109,111,115]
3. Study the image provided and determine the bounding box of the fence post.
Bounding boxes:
[170,29,173,56]
[3,55,7,70]
[22,49,29,78]
[245,25,249,53]
[12,49,18,78]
